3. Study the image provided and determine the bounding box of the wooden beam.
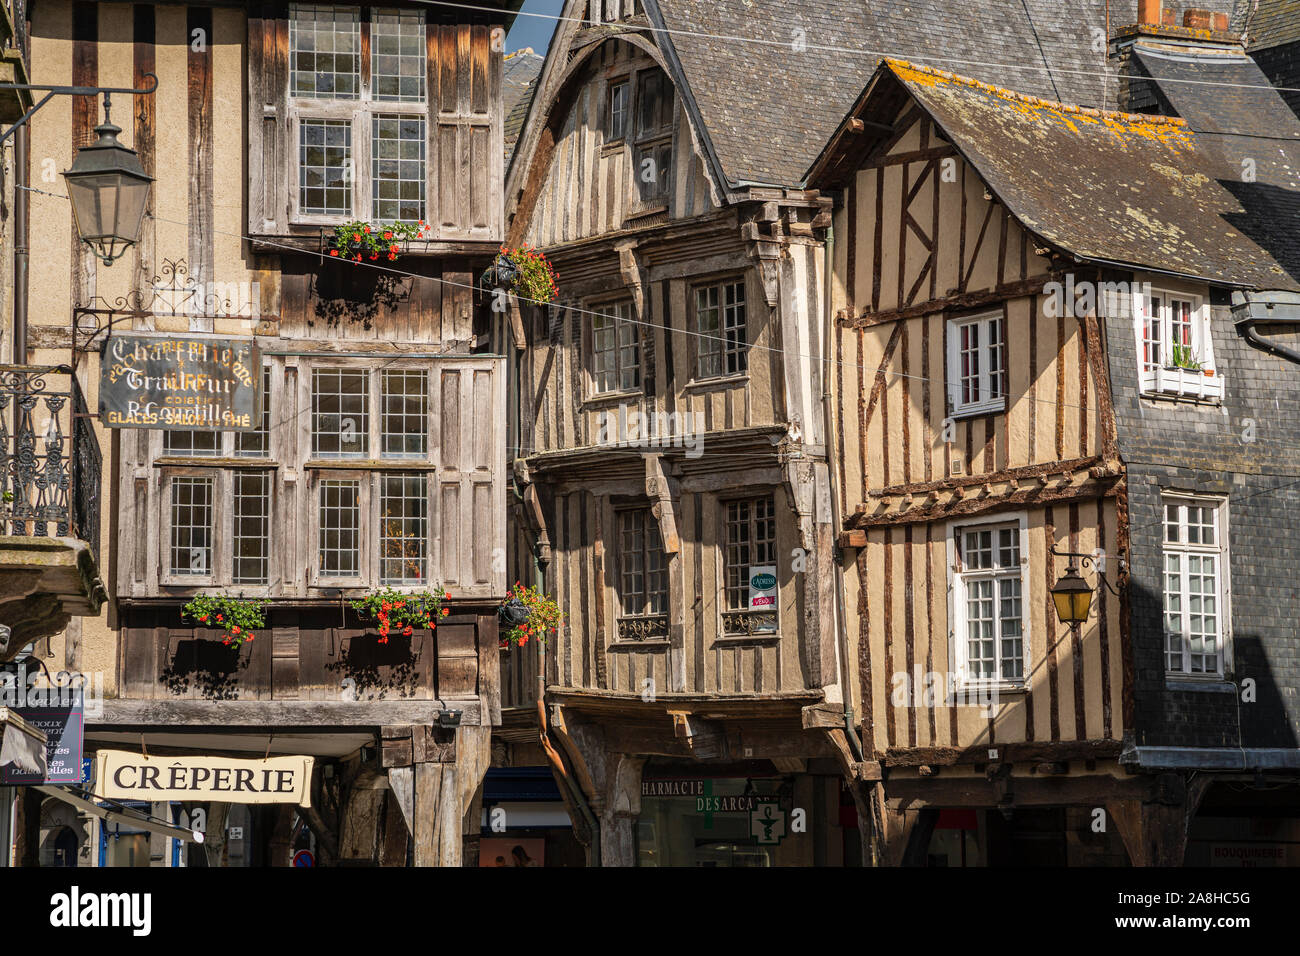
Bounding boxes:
[94,699,482,728]
[840,274,1063,329]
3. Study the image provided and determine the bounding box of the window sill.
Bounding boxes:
[582,388,645,408]
[684,373,748,392]
[1164,675,1233,692]
[305,459,432,470]
[608,639,671,650]
[714,633,780,645]
[948,398,1006,420]
[1140,367,1224,402]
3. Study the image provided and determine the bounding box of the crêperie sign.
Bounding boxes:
[99,333,259,430]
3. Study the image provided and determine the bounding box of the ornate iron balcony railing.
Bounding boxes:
[0,364,101,565]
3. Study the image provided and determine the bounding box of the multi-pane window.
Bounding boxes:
[1141,293,1200,372]
[290,4,360,98]
[591,302,640,393]
[299,119,353,216]
[608,80,629,140]
[381,369,428,457]
[695,280,748,379]
[235,366,273,458]
[955,522,1024,683]
[637,70,672,134]
[724,496,777,611]
[1163,496,1226,676]
[290,4,428,223]
[617,510,668,618]
[371,115,425,222]
[164,430,221,457]
[635,140,671,203]
[632,68,672,204]
[233,472,272,585]
[946,313,1006,416]
[170,477,214,577]
[380,474,428,584]
[319,478,362,577]
[312,368,369,458]
[370,9,426,102]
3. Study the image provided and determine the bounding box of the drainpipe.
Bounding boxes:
[820,209,865,764]
[13,122,28,363]
[1232,290,1300,366]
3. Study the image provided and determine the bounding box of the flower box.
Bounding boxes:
[1141,366,1225,401]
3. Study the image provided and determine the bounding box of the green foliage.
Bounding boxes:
[485,244,559,305]
[182,595,268,649]
[500,582,564,650]
[328,220,427,263]
[1170,343,1203,371]
[351,587,448,643]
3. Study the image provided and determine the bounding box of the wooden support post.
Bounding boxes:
[880,805,939,867]
[1107,774,1204,867]
[599,753,645,867]
[388,724,493,867]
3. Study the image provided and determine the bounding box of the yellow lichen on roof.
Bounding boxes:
[883,58,1195,150]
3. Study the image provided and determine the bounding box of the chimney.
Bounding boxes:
[1137,0,1160,25]
[1212,12,1229,32]
[1182,8,1213,30]
[1161,6,1177,26]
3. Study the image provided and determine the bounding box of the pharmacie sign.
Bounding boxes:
[99,333,260,430]
[93,751,315,806]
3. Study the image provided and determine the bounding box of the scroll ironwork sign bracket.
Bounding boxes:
[0,73,158,144]
[1048,545,1122,594]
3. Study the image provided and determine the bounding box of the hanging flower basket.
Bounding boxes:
[498,582,564,650]
[182,595,268,649]
[328,220,429,264]
[482,243,559,305]
[352,587,449,644]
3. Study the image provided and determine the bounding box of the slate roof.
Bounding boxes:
[504,50,544,164]
[649,0,1239,187]
[1236,0,1300,50]
[818,60,1299,291]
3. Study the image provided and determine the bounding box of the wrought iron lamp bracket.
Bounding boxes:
[1048,546,1122,594]
[0,74,158,145]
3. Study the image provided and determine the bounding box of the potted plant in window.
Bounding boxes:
[497,581,564,651]
[1168,343,1204,372]
[182,595,268,649]
[352,587,448,644]
[328,220,429,264]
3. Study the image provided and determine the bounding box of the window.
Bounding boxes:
[637,71,672,135]
[233,472,272,584]
[299,119,353,216]
[635,141,672,203]
[290,4,428,223]
[945,312,1006,417]
[608,80,629,140]
[164,430,221,458]
[235,366,273,458]
[170,476,214,577]
[290,4,360,98]
[371,114,425,222]
[724,496,777,612]
[1163,496,1227,676]
[380,473,428,584]
[617,510,668,619]
[632,68,672,205]
[1136,289,1221,400]
[381,369,428,457]
[591,301,640,393]
[312,368,369,458]
[952,520,1025,684]
[695,280,747,379]
[319,478,362,578]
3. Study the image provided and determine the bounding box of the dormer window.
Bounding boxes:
[1135,287,1222,401]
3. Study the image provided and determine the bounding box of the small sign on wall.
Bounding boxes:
[99,332,260,430]
[748,565,778,631]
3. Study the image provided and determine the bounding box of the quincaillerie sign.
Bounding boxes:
[99,333,259,430]
[93,751,315,806]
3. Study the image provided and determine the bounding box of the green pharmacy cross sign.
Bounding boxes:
[749,798,787,845]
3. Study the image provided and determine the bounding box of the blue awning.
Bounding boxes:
[483,767,562,802]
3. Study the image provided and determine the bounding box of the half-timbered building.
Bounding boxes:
[18,0,516,866]
[811,0,1300,865]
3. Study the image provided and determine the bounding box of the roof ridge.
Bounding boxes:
[883,57,1188,128]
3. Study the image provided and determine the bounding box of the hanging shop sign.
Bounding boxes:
[93,751,315,806]
[747,565,778,631]
[0,693,84,785]
[99,333,260,430]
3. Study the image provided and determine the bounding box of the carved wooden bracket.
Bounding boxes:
[644,453,680,554]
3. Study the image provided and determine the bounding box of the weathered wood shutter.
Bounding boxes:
[248,1,289,235]
[428,24,502,242]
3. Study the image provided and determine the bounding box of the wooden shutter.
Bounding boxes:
[248,2,289,235]
[428,23,502,242]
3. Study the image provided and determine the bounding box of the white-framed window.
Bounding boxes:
[950,515,1028,686]
[591,301,640,393]
[607,79,629,140]
[1163,494,1228,677]
[694,279,748,380]
[288,3,428,225]
[945,312,1006,417]
[1134,287,1221,400]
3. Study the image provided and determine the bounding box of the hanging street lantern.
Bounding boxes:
[62,98,153,267]
[1050,564,1094,627]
